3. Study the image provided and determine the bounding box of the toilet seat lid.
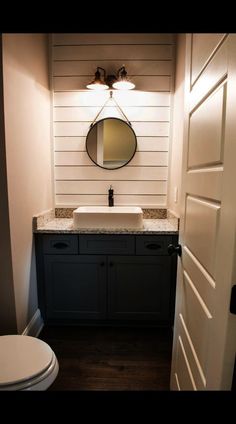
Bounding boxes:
[0,335,54,386]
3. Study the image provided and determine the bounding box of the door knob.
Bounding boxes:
[167,244,182,257]
[230,285,236,314]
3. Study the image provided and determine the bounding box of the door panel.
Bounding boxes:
[175,336,196,390]
[171,34,236,390]
[188,84,225,168]
[189,41,227,110]
[183,246,215,311]
[186,168,222,201]
[191,34,226,86]
[184,196,220,278]
[178,313,206,390]
[182,270,212,377]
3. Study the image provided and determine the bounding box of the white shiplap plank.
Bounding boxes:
[53,75,171,91]
[54,137,86,151]
[55,151,92,166]
[53,91,171,107]
[54,106,123,122]
[131,76,171,92]
[132,122,169,137]
[53,33,174,46]
[54,166,168,181]
[55,151,168,166]
[130,151,168,166]
[54,136,169,152]
[54,122,93,137]
[55,194,167,207]
[53,45,173,61]
[55,180,167,195]
[137,137,169,151]
[53,60,172,77]
[54,121,169,137]
[54,106,170,122]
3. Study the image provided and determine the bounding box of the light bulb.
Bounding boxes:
[112,80,135,90]
[86,82,109,90]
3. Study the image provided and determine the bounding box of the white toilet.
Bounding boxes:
[0,335,59,390]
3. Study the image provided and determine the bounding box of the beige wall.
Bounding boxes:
[0,35,17,334]
[168,34,186,217]
[2,34,53,334]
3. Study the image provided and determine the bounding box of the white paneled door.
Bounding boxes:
[170,34,236,390]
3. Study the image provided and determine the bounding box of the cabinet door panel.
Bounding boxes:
[108,255,173,321]
[44,255,106,319]
[79,234,135,255]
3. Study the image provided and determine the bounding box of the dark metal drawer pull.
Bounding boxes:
[145,243,161,250]
[52,242,69,249]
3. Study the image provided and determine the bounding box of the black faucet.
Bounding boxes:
[108,185,114,207]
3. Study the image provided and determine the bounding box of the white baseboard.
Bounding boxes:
[22,309,44,338]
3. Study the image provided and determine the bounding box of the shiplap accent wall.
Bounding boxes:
[52,33,175,208]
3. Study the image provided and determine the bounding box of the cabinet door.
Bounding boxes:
[44,255,106,320]
[108,256,173,322]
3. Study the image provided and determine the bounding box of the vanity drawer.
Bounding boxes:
[42,235,78,254]
[79,235,135,255]
[136,235,172,255]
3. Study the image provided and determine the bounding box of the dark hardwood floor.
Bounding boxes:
[39,325,173,391]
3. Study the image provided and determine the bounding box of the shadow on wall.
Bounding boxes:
[3,34,50,90]
[25,238,40,334]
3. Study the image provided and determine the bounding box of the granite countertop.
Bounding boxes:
[33,217,179,235]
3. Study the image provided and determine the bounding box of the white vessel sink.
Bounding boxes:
[73,206,143,229]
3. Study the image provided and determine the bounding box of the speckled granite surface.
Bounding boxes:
[34,217,178,234]
[32,209,55,231]
[55,208,167,219]
[142,209,167,219]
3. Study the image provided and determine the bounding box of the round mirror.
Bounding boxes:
[86,117,137,170]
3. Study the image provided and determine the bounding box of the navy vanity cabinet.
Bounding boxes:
[43,255,107,320]
[107,255,172,321]
[107,235,177,323]
[35,234,107,321]
[35,233,178,325]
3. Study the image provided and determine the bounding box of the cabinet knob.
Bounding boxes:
[100,262,105,267]
[109,262,114,267]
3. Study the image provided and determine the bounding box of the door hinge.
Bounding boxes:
[230,285,236,314]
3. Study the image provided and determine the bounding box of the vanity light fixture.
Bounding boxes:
[112,66,135,90]
[86,65,135,91]
[86,67,109,90]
